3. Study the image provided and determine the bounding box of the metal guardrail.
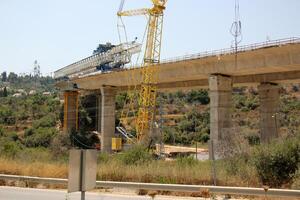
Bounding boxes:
[0,174,67,185]
[0,174,299,198]
[161,37,300,64]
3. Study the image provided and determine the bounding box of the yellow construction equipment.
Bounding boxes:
[112,138,123,151]
[117,0,167,143]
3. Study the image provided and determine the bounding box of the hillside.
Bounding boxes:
[0,71,300,189]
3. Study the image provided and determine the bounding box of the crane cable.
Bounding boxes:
[116,0,150,133]
[117,0,128,43]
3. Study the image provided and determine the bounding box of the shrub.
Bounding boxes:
[186,90,210,105]
[246,135,260,146]
[162,126,176,144]
[50,133,71,156]
[200,133,210,143]
[24,127,58,148]
[118,145,152,165]
[0,140,21,158]
[32,114,56,128]
[7,132,19,141]
[0,126,4,137]
[233,94,259,111]
[253,138,300,187]
[24,128,34,137]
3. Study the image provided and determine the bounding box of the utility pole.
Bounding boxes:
[33,60,41,89]
[158,96,164,157]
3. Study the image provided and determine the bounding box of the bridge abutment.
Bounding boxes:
[258,83,280,143]
[209,74,233,157]
[100,86,117,153]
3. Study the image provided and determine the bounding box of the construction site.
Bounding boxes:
[0,0,300,199]
[56,0,300,156]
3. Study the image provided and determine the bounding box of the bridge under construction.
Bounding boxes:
[55,37,300,153]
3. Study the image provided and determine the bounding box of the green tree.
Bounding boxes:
[8,72,18,83]
[1,71,7,82]
[3,87,8,97]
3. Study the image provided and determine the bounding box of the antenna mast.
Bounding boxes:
[230,0,242,68]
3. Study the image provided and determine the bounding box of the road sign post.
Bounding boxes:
[68,149,97,200]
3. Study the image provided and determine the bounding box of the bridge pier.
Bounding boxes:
[95,91,102,132]
[258,83,280,143]
[100,86,117,153]
[63,91,79,133]
[209,74,233,157]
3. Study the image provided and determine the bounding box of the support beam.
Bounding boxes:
[258,83,280,143]
[209,74,233,157]
[100,86,117,153]
[63,91,79,133]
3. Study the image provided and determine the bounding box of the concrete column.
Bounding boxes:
[63,91,79,133]
[96,93,102,132]
[100,86,117,153]
[258,83,280,143]
[209,74,233,156]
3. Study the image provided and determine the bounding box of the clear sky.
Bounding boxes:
[0,0,299,75]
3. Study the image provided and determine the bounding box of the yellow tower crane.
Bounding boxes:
[117,0,167,142]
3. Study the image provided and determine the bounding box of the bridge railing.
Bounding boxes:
[54,37,300,79]
[161,37,300,64]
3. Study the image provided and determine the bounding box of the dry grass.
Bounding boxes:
[0,158,67,178]
[97,158,260,187]
[98,159,212,184]
[0,155,259,187]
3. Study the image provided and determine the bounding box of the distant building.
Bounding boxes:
[17,89,27,95]
[12,93,22,97]
[42,92,51,96]
[29,90,36,95]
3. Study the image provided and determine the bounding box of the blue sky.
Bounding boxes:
[0,0,299,75]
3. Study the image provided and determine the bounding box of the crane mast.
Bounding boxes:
[118,0,167,142]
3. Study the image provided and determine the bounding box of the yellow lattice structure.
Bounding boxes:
[118,0,167,142]
[63,91,79,133]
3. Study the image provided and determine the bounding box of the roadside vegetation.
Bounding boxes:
[0,71,299,189]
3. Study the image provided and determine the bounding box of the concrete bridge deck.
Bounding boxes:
[57,38,300,91]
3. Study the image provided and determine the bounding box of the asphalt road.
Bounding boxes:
[0,186,201,200]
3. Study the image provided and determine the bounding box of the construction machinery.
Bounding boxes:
[54,41,141,81]
[117,0,167,143]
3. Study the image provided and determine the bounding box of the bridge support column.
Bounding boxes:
[100,86,117,153]
[209,74,232,157]
[258,83,280,143]
[63,91,79,133]
[95,92,102,132]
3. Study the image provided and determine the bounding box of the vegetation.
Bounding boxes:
[0,71,299,189]
[162,109,210,144]
[0,71,55,92]
[253,137,300,187]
